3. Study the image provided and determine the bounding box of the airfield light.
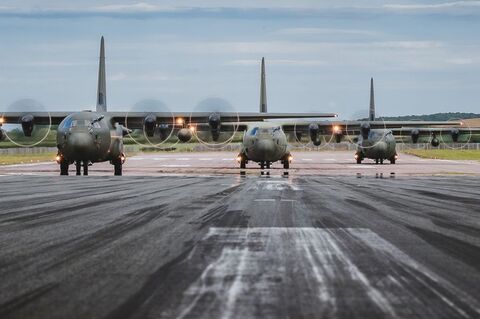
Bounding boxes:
[176,117,184,125]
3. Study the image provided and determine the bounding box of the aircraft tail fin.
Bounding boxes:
[260,57,267,113]
[369,77,375,121]
[96,36,107,112]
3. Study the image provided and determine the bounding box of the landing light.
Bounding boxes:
[288,155,293,163]
[55,155,62,164]
[333,125,340,133]
[395,154,399,160]
[236,155,242,163]
[354,154,359,159]
[0,117,4,124]
[176,117,184,125]
[189,125,196,133]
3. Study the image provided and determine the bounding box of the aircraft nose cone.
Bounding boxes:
[67,133,94,157]
[256,138,275,158]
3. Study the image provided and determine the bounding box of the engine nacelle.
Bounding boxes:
[177,128,192,143]
[144,115,157,137]
[158,123,169,140]
[411,129,420,143]
[208,113,221,141]
[431,134,440,147]
[450,128,459,142]
[309,123,321,146]
[334,131,343,143]
[21,114,34,137]
[0,128,5,141]
[360,122,370,140]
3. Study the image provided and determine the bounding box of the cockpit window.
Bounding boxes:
[62,116,73,129]
[250,127,259,135]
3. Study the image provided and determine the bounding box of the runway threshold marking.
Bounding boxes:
[175,227,480,319]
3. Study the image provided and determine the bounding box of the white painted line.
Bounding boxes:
[301,158,313,161]
[176,227,480,318]
[280,199,296,202]
[222,158,234,161]
[153,158,169,161]
[254,199,276,202]
[159,164,192,167]
[1,162,54,168]
[347,166,376,169]
[128,157,145,160]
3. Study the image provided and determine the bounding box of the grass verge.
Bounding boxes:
[0,153,57,165]
[403,149,480,161]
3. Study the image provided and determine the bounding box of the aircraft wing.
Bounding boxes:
[281,120,465,136]
[109,112,337,129]
[0,112,71,125]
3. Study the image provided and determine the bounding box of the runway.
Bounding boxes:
[0,151,479,176]
[0,175,479,318]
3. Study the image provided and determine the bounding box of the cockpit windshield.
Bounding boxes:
[250,126,281,136]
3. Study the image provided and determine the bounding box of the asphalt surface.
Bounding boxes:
[0,174,479,319]
[1,151,479,176]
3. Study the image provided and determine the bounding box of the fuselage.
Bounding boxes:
[57,111,123,164]
[241,123,289,163]
[357,129,396,161]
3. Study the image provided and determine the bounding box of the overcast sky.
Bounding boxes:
[0,1,479,119]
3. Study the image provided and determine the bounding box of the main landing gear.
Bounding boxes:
[112,154,125,176]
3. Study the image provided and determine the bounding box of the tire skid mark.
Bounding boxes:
[0,282,58,317]
[42,203,170,271]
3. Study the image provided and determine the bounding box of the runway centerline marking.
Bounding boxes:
[254,199,276,202]
[159,164,192,167]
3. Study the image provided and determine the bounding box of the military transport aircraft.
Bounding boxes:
[0,38,336,175]
[276,78,477,165]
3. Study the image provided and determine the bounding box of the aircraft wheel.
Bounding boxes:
[283,161,289,169]
[356,158,362,164]
[60,161,69,176]
[266,162,271,169]
[76,162,81,176]
[240,160,246,169]
[390,157,396,164]
[112,158,123,176]
[375,159,379,164]
[83,161,89,176]
[260,162,265,170]
[380,159,384,165]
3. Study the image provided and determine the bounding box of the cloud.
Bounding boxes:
[1,1,480,18]
[275,28,380,37]
[383,1,480,12]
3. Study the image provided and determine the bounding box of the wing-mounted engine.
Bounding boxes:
[208,112,221,141]
[431,132,440,147]
[450,128,460,142]
[21,114,35,136]
[411,129,420,143]
[308,123,321,146]
[143,114,157,137]
[333,125,343,143]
